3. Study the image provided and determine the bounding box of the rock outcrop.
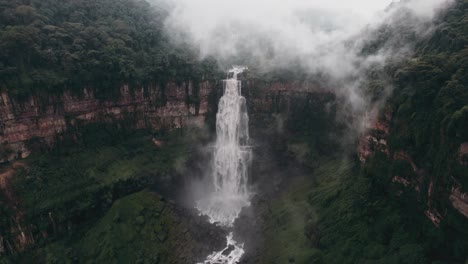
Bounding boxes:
[0,79,333,163]
[359,110,468,223]
[0,81,215,162]
[459,142,468,166]
[450,186,468,219]
[358,108,391,162]
[245,80,330,114]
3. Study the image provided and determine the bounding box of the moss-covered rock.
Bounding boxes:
[10,190,225,264]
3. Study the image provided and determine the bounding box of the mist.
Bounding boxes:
[158,0,453,140]
[163,0,451,71]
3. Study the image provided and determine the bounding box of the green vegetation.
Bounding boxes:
[389,0,468,194]
[309,156,468,264]
[265,2,468,262]
[0,0,220,98]
[2,124,203,257]
[17,131,183,218]
[284,92,339,160]
[1,0,467,263]
[11,190,214,264]
[76,191,167,263]
[256,173,320,264]
[258,2,468,258]
[258,155,467,264]
[0,197,13,256]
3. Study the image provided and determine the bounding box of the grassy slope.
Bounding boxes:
[29,190,207,264]
[273,2,468,263]
[256,159,352,264]
[1,126,210,262]
[257,151,467,264]
[14,129,190,216]
[258,174,316,264]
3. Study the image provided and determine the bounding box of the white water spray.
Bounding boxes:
[197,66,251,226]
[197,66,251,264]
[203,232,245,264]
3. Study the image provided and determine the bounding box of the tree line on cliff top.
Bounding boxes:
[312,1,468,263]
[0,0,219,98]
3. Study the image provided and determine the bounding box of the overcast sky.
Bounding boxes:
[168,0,395,19]
[163,0,450,62]
[158,0,453,145]
[164,0,396,38]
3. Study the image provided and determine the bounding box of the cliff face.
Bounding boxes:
[244,80,331,114]
[0,81,215,162]
[359,109,468,223]
[0,79,334,163]
[0,79,334,256]
[358,108,391,162]
[3,77,465,224]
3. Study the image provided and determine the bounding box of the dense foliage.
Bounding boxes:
[389,0,468,194]
[307,156,468,264]
[15,191,214,264]
[256,1,468,263]
[1,124,202,257]
[306,1,468,263]
[0,0,467,263]
[0,0,219,98]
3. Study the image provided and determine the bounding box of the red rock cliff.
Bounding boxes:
[0,81,215,162]
[358,108,468,223]
[0,80,330,162]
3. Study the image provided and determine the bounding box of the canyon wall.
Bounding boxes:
[359,108,468,222]
[3,77,465,223]
[0,79,332,163]
[0,81,215,162]
[244,80,331,114]
[0,78,333,256]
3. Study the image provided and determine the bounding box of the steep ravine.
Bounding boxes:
[0,63,467,264]
[0,79,328,163]
[0,79,334,261]
[0,81,215,162]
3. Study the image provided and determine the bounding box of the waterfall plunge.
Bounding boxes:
[197,66,251,226]
[197,67,251,264]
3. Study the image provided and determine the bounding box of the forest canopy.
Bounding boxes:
[0,0,217,97]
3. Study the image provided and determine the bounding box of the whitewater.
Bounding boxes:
[197,67,251,264]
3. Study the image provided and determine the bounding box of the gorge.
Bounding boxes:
[197,67,250,263]
[1,0,468,263]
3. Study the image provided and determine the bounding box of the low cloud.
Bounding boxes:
[163,0,451,71]
[156,0,453,137]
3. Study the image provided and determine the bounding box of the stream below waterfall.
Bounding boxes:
[197,67,251,264]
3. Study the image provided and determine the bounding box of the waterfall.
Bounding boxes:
[197,66,251,226]
[197,66,251,264]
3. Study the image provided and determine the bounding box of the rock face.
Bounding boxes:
[358,108,391,162]
[0,79,333,163]
[358,110,446,224]
[359,110,468,223]
[0,78,335,258]
[244,80,330,114]
[0,81,215,162]
[459,142,468,166]
[448,142,468,219]
[450,186,468,219]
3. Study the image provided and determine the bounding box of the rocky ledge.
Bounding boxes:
[0,81,215,162]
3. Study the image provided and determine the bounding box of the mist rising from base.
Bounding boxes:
[197,67,251,264]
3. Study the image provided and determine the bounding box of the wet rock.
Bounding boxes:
[222,245,235,256]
